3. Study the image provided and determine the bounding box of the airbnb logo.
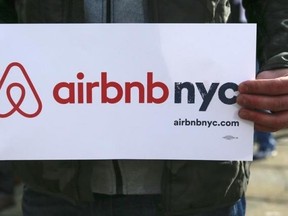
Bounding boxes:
[52,72,238,111]
[0,62,42,118]
[0,62,238,119]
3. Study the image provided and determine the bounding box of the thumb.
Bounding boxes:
[257,69,288,79]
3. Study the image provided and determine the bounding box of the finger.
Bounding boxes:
[257,69,288,79]
[254,124,278,133]
[238,108,288,131]
[238,77,288,95]
[237,94,288,112]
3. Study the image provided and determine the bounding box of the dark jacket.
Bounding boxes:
[1,0,288,215]
[0,0,17,22]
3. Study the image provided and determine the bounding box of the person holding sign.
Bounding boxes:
[1,0,288,216]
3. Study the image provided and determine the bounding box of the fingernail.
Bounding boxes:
[238,83,249,93]
[238,109,248,118]
[237,96,246,106]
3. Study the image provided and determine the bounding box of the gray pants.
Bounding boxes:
[22,187,246,216]
[0,162,14,195]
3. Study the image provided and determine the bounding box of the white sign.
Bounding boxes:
[0,24,256,160]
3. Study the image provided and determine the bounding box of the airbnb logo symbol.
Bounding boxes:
[0,62,42,118]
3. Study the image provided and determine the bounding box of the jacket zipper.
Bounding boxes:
[112,160,123,194]
[106,0,111,23]
[105,0,122,195]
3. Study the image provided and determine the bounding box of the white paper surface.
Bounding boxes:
[0,24,256,160]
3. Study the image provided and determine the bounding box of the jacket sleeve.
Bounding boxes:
[242,0,288,72]
[0,0,17,23]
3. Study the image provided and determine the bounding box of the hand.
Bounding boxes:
[237,68,288,132]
